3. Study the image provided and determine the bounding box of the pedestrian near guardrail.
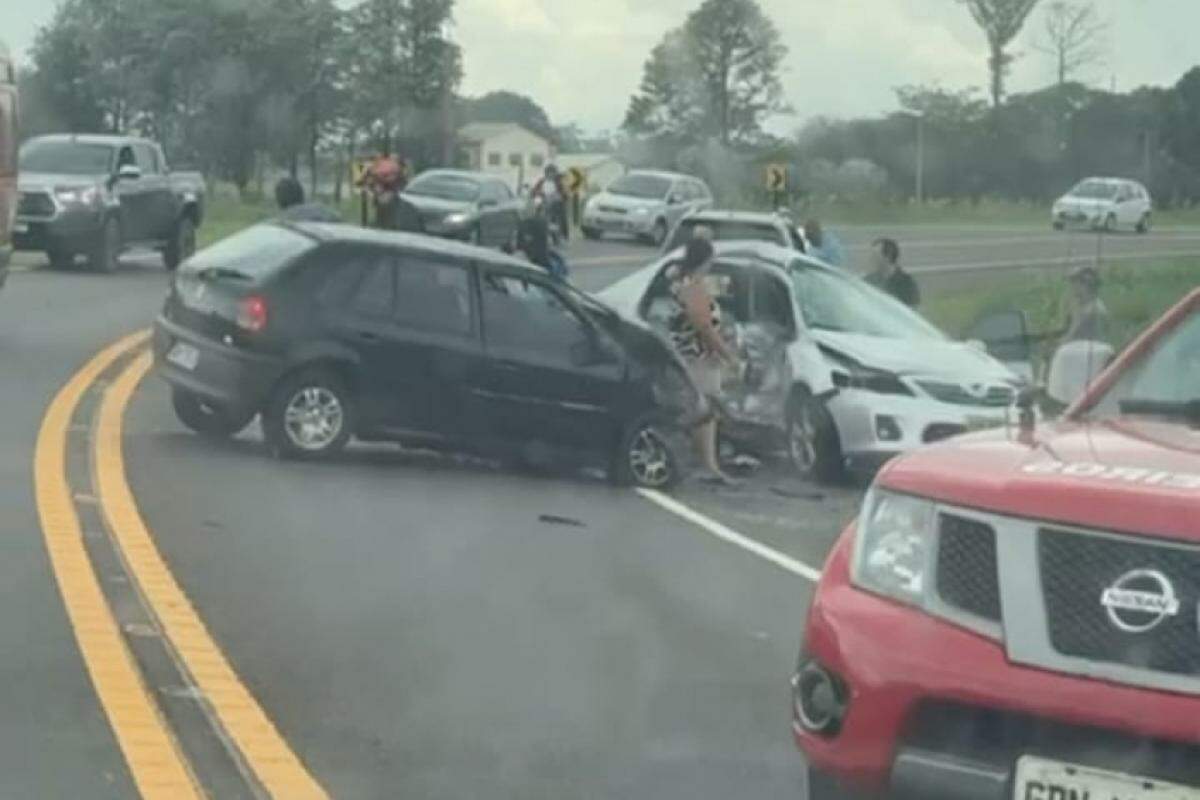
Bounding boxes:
[865,238,920,308]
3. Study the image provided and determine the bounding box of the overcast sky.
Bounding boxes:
[7,0,1198,132]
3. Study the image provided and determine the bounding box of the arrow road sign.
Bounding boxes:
[766,163,788,193]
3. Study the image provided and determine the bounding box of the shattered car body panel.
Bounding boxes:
[599,241,1023,474]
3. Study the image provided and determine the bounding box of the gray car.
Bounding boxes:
[14,134,205,272]
[400,169,522,248]
[581,170,713,247]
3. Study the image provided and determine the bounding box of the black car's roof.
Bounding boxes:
[283,222,546,276]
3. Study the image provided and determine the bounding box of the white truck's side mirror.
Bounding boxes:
[1047,340,1115,405]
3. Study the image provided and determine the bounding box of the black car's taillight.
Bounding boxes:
[236,295,268,333]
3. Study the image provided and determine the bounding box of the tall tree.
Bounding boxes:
[956,0,1042,107]
[1034,1,1106,86]
[624,0,788,146]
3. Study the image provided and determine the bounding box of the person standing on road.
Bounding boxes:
[667,237,741,486]
[804,219,844,267]
[368,157,423,233]
[516,197,568,280]
[274,176,342,223]
[865,238,920,308]
[531,164,570,243]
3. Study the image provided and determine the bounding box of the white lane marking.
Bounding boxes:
[911,247,1200,275]
[636,488,822,582]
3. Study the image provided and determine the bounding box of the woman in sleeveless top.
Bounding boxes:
[668,237,741,485]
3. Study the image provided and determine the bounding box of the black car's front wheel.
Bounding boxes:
[263,369,354,460]
[611,417,679,490]
[171,389,254,439]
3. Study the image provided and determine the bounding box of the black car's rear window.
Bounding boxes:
[180,224,317,281]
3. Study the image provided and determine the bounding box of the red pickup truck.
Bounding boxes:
[794,288,1200,799]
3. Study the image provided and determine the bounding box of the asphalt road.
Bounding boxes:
[4,221,1199,798]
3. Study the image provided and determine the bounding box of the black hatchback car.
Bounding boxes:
[152,222,700,488]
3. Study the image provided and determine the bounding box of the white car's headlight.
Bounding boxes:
[443,212,471,227]
[632,206,651,217]
[850,489,937,606]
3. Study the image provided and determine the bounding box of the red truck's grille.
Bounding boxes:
[936,514,1002,622]
[1039,528,1200,677]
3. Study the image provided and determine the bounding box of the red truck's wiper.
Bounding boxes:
[1119,397,1200,423]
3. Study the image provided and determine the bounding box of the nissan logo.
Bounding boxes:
[1100,569,1181,633]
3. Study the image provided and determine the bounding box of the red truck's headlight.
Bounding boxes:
[850,489,937,607]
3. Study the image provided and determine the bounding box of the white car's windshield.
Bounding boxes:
[1069,180,1120,200]
[609,174,671,199]
[791,263,945,340]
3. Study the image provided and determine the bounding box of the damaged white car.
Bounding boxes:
[599,242,1024,482]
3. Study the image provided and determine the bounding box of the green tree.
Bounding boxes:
[956,0,1042,107]
[624,0,788,146]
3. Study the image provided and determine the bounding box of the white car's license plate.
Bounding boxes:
[166,342,200,371]
[13,221,28,234]
[1014,756,1200,800]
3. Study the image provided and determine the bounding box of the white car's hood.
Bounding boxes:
[812,329,1015,383]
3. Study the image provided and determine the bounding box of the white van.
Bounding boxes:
[1052,177,1152,233]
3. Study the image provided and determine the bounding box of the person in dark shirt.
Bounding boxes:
[274,177,342,223]
[865,238,920,308]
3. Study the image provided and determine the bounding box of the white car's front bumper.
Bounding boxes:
[828,388,1012,470]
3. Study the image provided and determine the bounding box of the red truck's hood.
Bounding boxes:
[881,417,1200,542]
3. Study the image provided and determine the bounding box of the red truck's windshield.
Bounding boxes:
[1080,298,1200,423]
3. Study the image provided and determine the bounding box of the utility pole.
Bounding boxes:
[916,113,925,206]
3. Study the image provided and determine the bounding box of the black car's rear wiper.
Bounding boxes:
[1119,398,1200,423]
[192,266,254,282]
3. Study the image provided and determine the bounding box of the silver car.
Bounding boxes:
[581,170,712,247]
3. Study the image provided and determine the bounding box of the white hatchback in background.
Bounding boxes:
[1052,177,1153,233]
[599,242,1024,482]
[581,171,713,247]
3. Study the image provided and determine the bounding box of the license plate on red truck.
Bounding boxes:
[1015,757,1200,800]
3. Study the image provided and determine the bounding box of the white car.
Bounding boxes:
[599,242,1023,481]
[581,171,713,247]
[1052,177,1152,233]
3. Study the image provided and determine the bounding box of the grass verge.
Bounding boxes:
[924,256,1200,350]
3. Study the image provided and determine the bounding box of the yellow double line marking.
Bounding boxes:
[36,333,327,798]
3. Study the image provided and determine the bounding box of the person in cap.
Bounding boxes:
[274,176,342,223]
[1062,265,1109,344]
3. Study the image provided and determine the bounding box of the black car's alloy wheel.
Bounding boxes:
[264,369,354,460]
[612,418,678,489]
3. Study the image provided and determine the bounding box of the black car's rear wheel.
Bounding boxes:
[263,368,354,460]
[171,389,254,439]
[611,417,679,489]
